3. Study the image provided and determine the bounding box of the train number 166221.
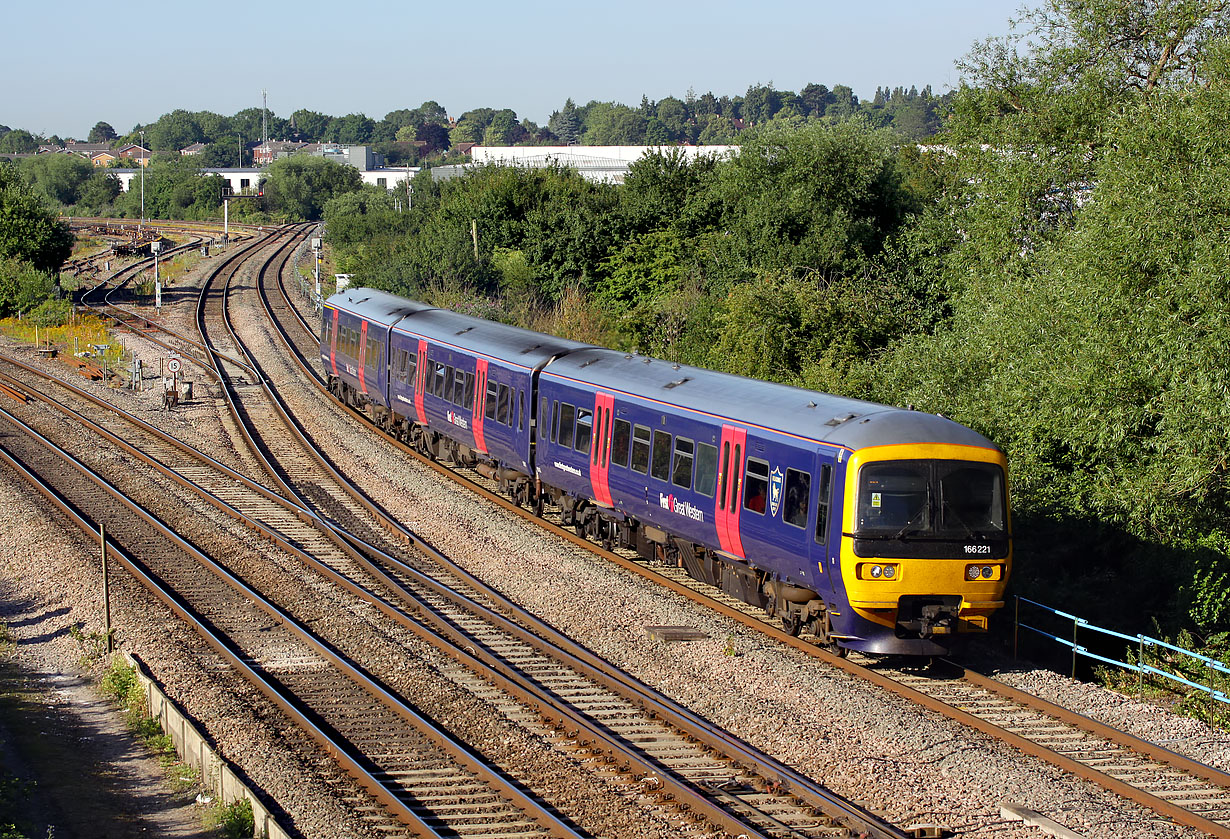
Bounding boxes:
[964,544,992,554]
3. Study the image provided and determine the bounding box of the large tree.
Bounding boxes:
[88,121,117,143]
[0,164,73,272]
[260,155,361,221]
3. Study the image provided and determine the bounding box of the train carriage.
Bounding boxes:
[537,350,1011,656]
[385,310,593,494]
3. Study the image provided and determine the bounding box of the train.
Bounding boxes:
[321,287,1012,656]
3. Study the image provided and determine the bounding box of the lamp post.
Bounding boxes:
[139,129,145,234]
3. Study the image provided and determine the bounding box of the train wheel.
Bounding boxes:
[533,495,544,517]
[781,613,802,637]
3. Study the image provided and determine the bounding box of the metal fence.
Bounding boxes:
[1014,595,1230,726]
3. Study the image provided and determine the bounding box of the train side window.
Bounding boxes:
[452,369,466,406]
[695,443,717,497]
[671,437,694,489]
[433,362,447,398]
[574,407,592,455]
[730,444,742,512]
[485,381,498,419]
[651,430,673,482]
[519,391,525,431]
[784,468,811,529]
[814,464,832,545]
[550,400,559,442]
[463,371,475,409]
[611,419,631,467]
[407,356,417,391]
[322,317,331,342]
[745,454,771,515]
[630,424,651,474]
[558,403,576,448]
[497,383,511,425]
[442,365,455,403]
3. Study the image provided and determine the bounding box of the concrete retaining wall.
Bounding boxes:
[123,651,289,839]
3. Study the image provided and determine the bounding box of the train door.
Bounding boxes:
[413,340,428,424]
[810,455,837,593]
[590,392,614,506]
[713,425,747,559]
[472,359,488,454]
[358,320,369,396]
[328,308,339,376]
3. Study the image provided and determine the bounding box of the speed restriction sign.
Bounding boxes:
[167,359,181,373]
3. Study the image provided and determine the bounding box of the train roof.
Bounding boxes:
[390,307,596,372]
[542,348,997,453]
[325,288,436,328]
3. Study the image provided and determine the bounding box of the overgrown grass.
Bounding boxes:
[0,313,125,368]
[100,658,199,793]
[204,797,254,839]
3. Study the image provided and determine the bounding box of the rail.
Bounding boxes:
[1015,595,1230,725]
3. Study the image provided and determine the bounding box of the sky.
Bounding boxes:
[6,0,1026,139]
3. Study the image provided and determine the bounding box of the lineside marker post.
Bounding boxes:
[101,522,113,654]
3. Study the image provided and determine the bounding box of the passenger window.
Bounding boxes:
[453,369,467,406]
[433,362,447,398]
[695,443,717,497]
[630,424,651,474]
[815,464,833,545]
[463,371,475,409]
[744,456,768,514]
[550,400,559,442]
[574,407,592,455]
[442,366,455,403]
[485,381,497,419]
[651,430,673,482]
[784,468,811,529]
[672,438,694,489]
[407,356,417,391]
[519,391,525,431]
[559,403,576,448]
[611,419,631,467]
[497,384,511,425]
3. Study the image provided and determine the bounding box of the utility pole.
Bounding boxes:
[262,89,268,146]
[139,129,145,234]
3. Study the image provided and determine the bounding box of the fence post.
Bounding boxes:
[1072,619,1078,679]
[1138,635,1144,694]
[1013,596,1019,660]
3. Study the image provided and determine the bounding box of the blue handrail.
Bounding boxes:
[1014,596,1230,716]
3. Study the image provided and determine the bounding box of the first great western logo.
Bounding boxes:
[659,493,705,522]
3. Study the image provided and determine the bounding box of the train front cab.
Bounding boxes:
[830,443,1012,656]
[320,303,390,414]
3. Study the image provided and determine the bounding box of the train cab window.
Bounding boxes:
[630,424,651,474]
[651,430,673,482]
[574,407,593,455]
[496,384,511,425]
[558,403,576,448]
[814,464,832,545]
[743,457,769,514]
[784,468,811,529]
[695,443,717,497]
[671,438,694,489]
[463,372,475,409]
[322,316,332,342]
[611,419,631,468]
[550,400,559,442]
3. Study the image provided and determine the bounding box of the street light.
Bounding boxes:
[139,129,145,234]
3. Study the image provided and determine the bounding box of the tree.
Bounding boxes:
[328,113,375,144]
[88,121,117,143]
[145,109,204,151]
[548,99,581,145]
[417,122,451,153]
[78,170,121,211]
[0,130,38,154]
[18,153,94,206]
[483,109,522,145]
[0,164,73,272]
[261,155,362,221]
[290,109,331,141]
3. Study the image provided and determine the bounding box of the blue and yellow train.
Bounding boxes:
[322,287,1011,656]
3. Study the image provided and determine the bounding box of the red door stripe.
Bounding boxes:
[329,308,339,376]
[714,425,747,558]
[414,340,427,424]
[472,359,488,454]
[590,393,615,506]
[358,320,369,394]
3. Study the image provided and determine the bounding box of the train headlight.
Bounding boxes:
[966,565,981,581]
[882,565,896,579]
[870,565,883,579]
[981,565,994,579]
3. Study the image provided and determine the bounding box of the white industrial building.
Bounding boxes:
[434,145,739,184]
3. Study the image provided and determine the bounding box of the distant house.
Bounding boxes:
[65,142,112,159]
[90,150,119,167]
[36,144,62,154]
[116,144,151,166]
[180,142,207,156]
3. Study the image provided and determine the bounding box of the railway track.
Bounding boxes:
[263,276,1230,838]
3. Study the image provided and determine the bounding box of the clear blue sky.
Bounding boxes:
[5,0,1026,139]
